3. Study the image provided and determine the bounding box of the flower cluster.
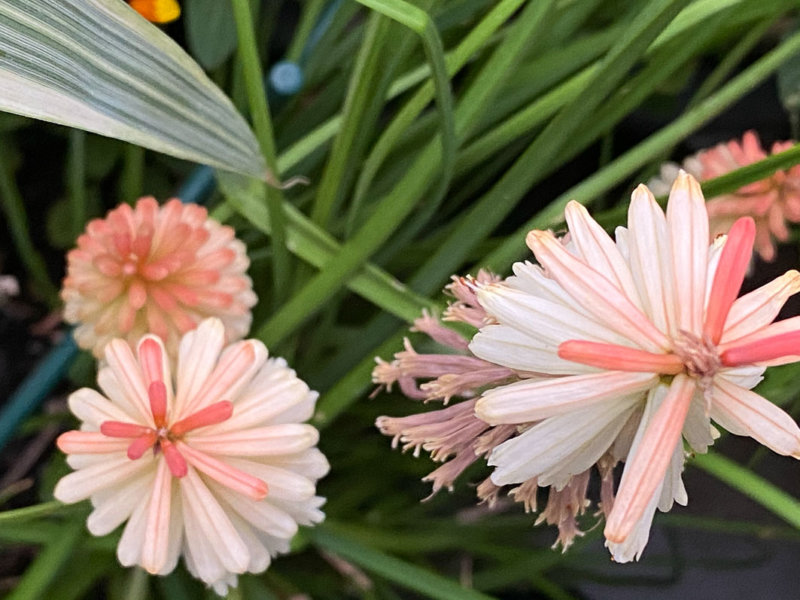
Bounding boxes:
[375,172,800,561]
[57,197,327,593]
[649,130,800,261]
[62,197,256,360]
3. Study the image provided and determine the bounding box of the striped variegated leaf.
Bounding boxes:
[0,0,266,179]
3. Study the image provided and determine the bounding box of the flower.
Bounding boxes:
[472,171,800,561]
[648,130,800,261]
[62,197,256,360]
[374,272,606,550]
[54,318,328,594]
[127,0,181,24]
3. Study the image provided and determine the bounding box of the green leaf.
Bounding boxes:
[311,524,498,600]
[693,453,800,529]
[0,0,265,178]
[184,0,238,70]
[5,521,84,600]
[217,171,435,323]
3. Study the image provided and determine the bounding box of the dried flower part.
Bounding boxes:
[473,173,800,561]
[443,270,501,328]
[535,470,591,551]
[372,332,514,404]
[62,197,256,360]
[649,130,800,261]
[54,318,328,594]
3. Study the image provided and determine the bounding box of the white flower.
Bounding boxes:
[54,318,328,594]
[472,172,800,561]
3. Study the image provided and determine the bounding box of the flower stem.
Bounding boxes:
[231,0,290,305]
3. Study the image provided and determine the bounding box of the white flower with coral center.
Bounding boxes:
[61,197,257,360]
[471,172,800,561]
[54,318,329,594]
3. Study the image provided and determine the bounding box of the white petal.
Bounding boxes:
[265,448,331,481]
[721,271,800,343]
[213,484,298,540]
[181,340,268,417]
[711,378,800,457]
[103,339,152,426]
[470,324,598,375]
[174,318,226,417]
[682,394,715,454]
[267,495,326,527]
[54,454,155,504]
[626,185,675,335]
[717,365,765,390]
[117,497,148,568]
[141,459,174,574]
[565,201,643,309]
[218,360,316,433]
[188,424,319,456]
[97,367,150,426]
[657,440,687,512]
[666,172,709,336]
[180,468,250,574]
[507,261,575,306]
[605,484,660,563]
[489,395,640,487]
[476,284,633,347]
[223,457,317,501]
[228,512,271,573]
[68,387,139,429]
[87,469,154,536]
[475,372,656,425]
[704,234,726,310]
[526,230,669,351]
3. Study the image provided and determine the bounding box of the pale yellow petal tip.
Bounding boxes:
[525,228,554,249]
[631,183,656,202]
[672,169,704,194]
[473,396,496,425]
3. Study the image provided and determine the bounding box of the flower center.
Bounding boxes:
[672,330,721,380]
[672,330,720,410]
[100,381,233,478]
[122,253,140,277]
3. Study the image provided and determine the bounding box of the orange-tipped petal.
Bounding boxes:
[148,382,168,428]
[178,442,268,500]
[703,217,755,344]
[558,340,682,373]
[605,374,695,543]
[160,439,187,477]
[127,431,159,460]
[57,431,130,454]
[170,401,233,436]
[101,421,153,438]
[720,329,800,366]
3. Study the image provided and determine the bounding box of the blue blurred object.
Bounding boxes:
[176,165,216,204]
[269,61,304,98]
[0,333,78,449]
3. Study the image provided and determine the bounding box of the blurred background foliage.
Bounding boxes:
[3,0,800,598]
